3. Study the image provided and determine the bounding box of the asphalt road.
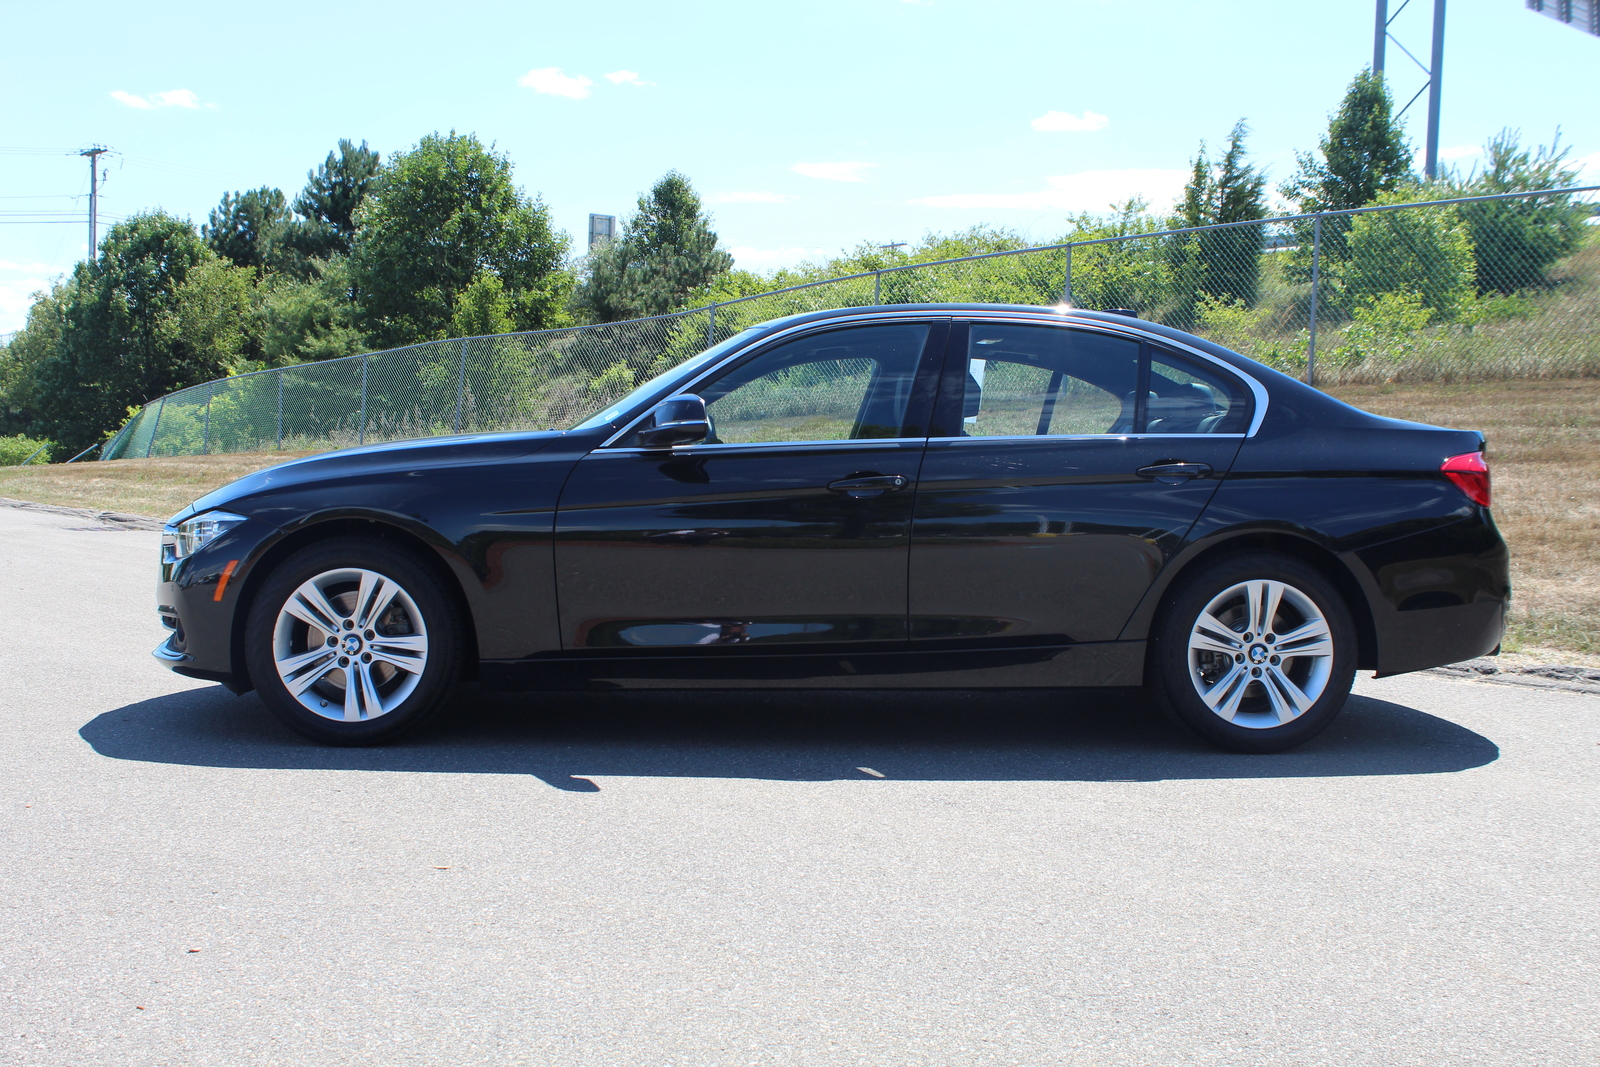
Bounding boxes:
[2,505,1597,1067]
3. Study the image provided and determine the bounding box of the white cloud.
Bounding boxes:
[1031,110,1109,133]
[711,191,797,204]
[1439,145,1481,161]
[1575,151,1600,182]
[110,88,205,109]
[913,168,1190,213]
[604,69,653,86]
[517,67,594,99]
[730,246,828,269]
[0,260,64,274]
[791,161,876,183]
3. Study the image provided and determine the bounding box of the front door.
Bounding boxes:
[909,320,1251,647]
[554,320,945,652]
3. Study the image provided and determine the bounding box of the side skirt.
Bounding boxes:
[479,641,1146,692]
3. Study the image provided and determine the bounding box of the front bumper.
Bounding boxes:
[155,515,281,691]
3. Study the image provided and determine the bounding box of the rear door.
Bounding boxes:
[909,319,1252,647]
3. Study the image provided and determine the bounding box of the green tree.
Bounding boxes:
[574,171,732,323]
[450,272,517,338]
[256,257,366,365]
[33,213,247,451]
[1166,121,1269,325]
[1282,69,1414,273]
[203,187,292,272]
[1340,189,1475,322]
[1446,129,1589,294]
[349,131,570,348]
[290,139,381,260]
[0,279,74,437]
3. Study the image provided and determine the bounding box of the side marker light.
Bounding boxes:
[213,560,239,602]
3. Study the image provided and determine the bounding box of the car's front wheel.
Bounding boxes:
[245,537,464,745]
[1149,552,1357,753]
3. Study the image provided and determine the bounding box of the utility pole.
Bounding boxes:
[1424,0,1446,179]
[79,145,109,259]
[1373,0,1387,74]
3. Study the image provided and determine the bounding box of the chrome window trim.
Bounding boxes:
[600,437,929,457]
[925,433,1247,444]
[958,313,1270,437]
[596,309,1269,449]
[598,312,950,449]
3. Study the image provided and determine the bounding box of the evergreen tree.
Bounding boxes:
[1282,69,1414,268]
[291,139,381,259]
[575,171,733,323]
[203,187,292,272]
[348,131,570,347]
[1166,121,1269,324]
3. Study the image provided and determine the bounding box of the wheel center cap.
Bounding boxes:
[1249,644,1268,663]
[343,634,363,655]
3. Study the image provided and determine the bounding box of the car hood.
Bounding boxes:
[170,430,571,526]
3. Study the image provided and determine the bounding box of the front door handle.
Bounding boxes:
[1136,461,1213,483]
[826,473,910,498]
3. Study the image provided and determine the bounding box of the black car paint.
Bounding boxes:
[155,304,1508,694]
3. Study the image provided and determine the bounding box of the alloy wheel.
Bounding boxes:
[1186,579,1335,730]
[271,567,429,722]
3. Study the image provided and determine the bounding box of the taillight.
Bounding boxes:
[1442,451,1490,507]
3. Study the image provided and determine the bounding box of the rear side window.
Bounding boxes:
[959,325,1141,437]
[1147,349,1249,434]
[951,323,1250,436]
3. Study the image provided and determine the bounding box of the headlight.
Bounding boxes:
[162,510,248,562]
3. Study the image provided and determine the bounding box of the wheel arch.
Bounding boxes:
[230,515,481,692]
[1120,529,1379,671]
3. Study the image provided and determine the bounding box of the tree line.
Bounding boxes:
[1,71,1590,457]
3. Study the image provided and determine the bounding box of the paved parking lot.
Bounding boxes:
[2,505,1597,1066]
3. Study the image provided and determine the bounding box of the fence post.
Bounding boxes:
[874,271,882,304]
[146,398,164,458]
[359,354,369,446]
[1306,215,1322,387]
[706,304,717,348]
[276,371,284,450]
[1061,243,1074,305]
[454,338,467,433]
[201,381,214,455]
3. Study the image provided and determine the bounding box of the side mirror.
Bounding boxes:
[635,394,711,448]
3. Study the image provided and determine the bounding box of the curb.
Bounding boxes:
[0,497,164,532]
[1424,658,1600,696]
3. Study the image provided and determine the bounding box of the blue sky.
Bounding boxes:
[3,0,1598,333]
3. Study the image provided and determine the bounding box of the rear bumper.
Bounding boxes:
[1348,511,1510,677]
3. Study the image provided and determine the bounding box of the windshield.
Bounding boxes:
[566,327,770,431]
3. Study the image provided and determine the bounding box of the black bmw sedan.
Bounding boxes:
[154,304,1507,753]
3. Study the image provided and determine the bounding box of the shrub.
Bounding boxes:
[0,434,55,465]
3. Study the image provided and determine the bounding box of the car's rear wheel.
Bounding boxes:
[1149,552,1356,753]
[245,537,464,745]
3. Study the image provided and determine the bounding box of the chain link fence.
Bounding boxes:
[101,186,1599,461]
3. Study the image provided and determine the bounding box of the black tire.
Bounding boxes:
[245,537,465,745]
[1148,551,1357,754]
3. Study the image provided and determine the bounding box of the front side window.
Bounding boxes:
[697,323,930,444]
[955,324,1249,436]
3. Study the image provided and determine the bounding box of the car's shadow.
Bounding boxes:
[79,685,1498,791]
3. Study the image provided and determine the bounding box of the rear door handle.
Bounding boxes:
[1136,461,1213,482]
[827,474,910,498]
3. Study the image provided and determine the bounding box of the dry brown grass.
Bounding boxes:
[1329,379,1600,660]
[0,451,317,521]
